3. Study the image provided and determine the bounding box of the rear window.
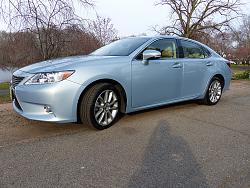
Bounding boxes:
[180,40,208,59]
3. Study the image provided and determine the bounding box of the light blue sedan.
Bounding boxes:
[11,36,232,129]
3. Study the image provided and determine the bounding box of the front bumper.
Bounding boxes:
[12,78,83,123]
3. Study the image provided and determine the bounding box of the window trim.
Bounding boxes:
[178,39,211,59]
[133,38,180,60]
[201,46,212,58]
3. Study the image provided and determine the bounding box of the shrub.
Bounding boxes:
[232,70,250,80]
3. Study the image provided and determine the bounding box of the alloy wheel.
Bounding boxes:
[208,80,222,103]
[94,90,119,126]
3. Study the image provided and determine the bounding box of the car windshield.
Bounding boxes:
[90,37,150,56]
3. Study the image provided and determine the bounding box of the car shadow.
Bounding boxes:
[128,120,209,188]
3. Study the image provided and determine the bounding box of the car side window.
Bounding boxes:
[136,39,177,60]
[147,39,177,59]
[180,40,207,59]
[202,47,211,58]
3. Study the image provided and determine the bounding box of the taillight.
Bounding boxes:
[226,61,231,68]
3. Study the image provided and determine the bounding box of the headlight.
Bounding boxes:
[25,71,75,85]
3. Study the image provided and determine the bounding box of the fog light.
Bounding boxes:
[44,105,53,113]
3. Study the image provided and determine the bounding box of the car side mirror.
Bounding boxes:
[142,50,161,65]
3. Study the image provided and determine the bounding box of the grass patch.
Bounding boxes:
[0,82,10,90]
[0,94,11,104]
[0,82,11,104]
[231,64,250,74]
[232,70,250,80]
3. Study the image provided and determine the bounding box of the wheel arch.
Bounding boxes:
[201,73,225,99]
[76,79,127,122]
[213,74,225,88]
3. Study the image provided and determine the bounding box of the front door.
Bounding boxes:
[131,39,183,108]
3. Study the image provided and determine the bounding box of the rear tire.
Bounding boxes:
[201,77,223,105]
[80,83,121,130]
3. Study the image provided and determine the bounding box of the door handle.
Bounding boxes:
[206,62,214,66]
[172,63,182,68]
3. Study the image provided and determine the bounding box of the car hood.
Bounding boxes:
[17,55,123,74]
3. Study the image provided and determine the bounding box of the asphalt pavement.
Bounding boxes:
[0,80,249,188]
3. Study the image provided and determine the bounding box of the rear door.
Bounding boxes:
[178,39,211,98]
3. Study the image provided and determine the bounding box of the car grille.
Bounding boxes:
[12,75,25,88]
[13,94,23,111]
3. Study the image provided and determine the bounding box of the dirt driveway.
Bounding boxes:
[0,80,249,188]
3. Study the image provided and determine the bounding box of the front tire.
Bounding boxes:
[80,83,120,130]
[201,77,223,105]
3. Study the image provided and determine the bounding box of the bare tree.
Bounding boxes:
[155,0,242,40]
[204,32,234,56]
[235,15,250,47]
[61,25,101,56]
[0,27,101,71]
[88,14,118,45]
[0,0,94,60]
[0,31,40,72]
[231,15,250,65]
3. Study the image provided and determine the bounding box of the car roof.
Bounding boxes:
[127,35,193,41]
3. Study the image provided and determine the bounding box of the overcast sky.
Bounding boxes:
[79,0,170,36]
[1,0,250,36]
[79,0,250,37]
